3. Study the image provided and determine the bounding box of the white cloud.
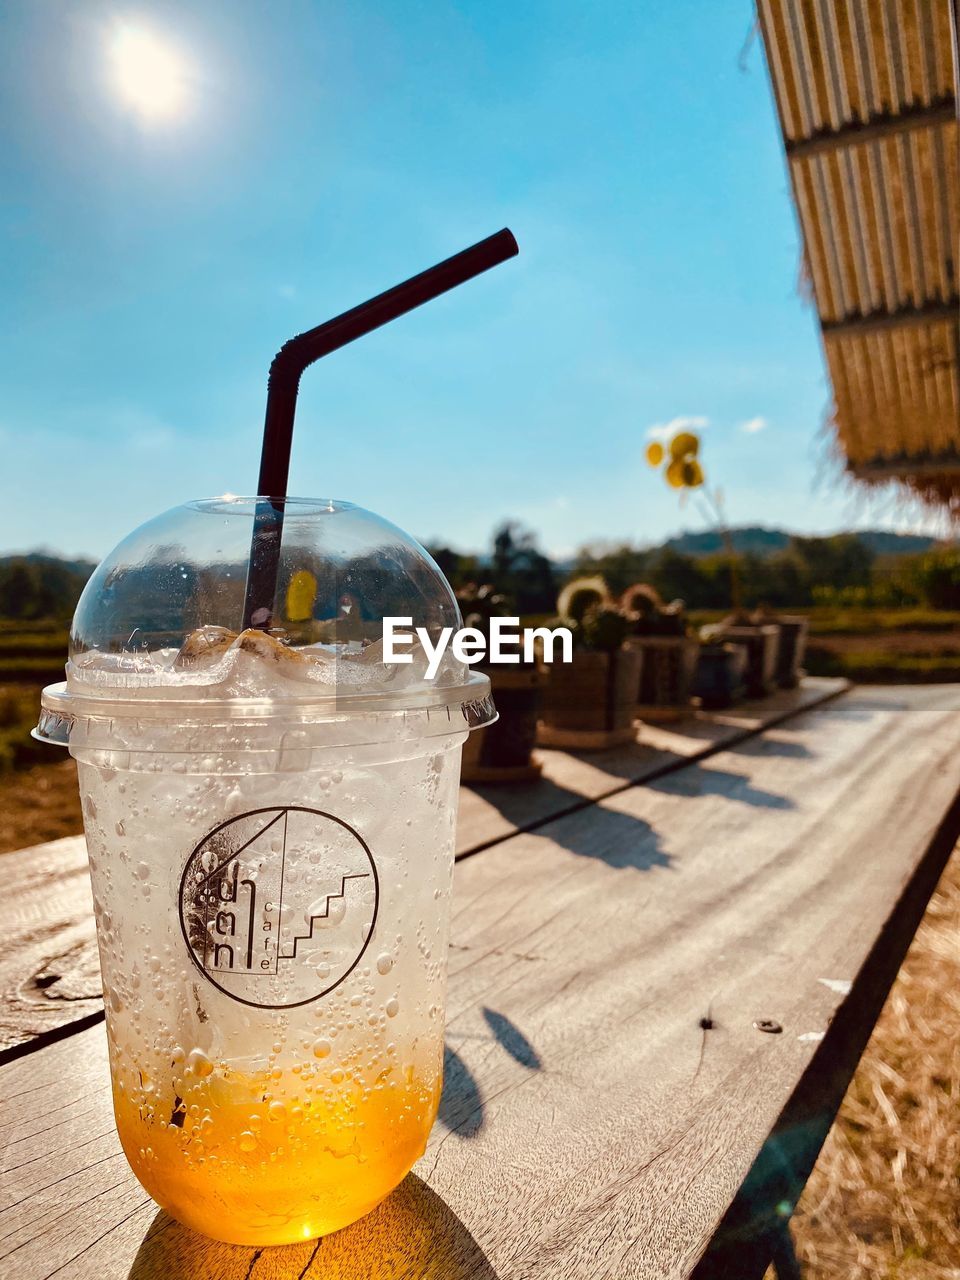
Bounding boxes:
[646,415,709,441]
[740,416,768,434]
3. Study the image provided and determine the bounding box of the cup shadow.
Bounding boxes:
[438,1042,486,1138]
[436,1009,543,1140]
[128,1174,499,1279]
[481,1007,542,1070]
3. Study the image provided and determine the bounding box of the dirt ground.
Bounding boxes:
[0,757,82,852]
[2,759,957,1276]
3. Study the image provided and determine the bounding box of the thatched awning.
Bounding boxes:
[757,0,959,505]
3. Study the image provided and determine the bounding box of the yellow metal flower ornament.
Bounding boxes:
[647,430,704,490]
[645,426,741,608]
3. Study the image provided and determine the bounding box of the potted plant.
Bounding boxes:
[538,579,641,750]
[692,631,748,708]
[621,584,699,721]
[457,584,543,784]
[645,430,783,700]
[711,610,780,698]
[752,606,809,689]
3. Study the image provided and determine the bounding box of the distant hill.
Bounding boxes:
[0,552,96,621]
[855,530,938,557]
[0,552,97,577]
[663,527,789,558]
[662,526,937,560]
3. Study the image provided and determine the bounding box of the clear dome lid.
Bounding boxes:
[37,496,494,740]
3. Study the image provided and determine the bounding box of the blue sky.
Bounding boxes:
[0,0,933,560]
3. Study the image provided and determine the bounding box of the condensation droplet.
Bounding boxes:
[376,953,393,976]
[312,1038,332,1059]
[385,998,400,1018]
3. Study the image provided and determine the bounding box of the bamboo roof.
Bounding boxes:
[757,0,959,508]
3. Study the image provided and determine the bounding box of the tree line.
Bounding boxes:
[1,527,959,622]
[0,556,94,621]
[430,525,960,614]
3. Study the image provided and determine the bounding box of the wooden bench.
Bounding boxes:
[3,679,959,1279]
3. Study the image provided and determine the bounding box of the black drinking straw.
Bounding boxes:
[241,228,519,630]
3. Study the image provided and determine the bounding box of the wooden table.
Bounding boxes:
[3,679,959,1279]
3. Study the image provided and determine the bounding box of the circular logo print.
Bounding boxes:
[179,806,379,1009]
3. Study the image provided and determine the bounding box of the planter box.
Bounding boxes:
[774,616,809,689]
[538,647,641,750]
[626,635,699,722]
[461,666,543,784]
[717,624,780,698]
[693,642,748,709]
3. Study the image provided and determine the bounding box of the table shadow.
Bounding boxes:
[646,762,794,810]
[128,1174,499,1279]
[534,802,672,871]
[460,736,693,841]
[735,734,814,759]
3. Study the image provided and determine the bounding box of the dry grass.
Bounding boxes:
[786,848,960,1279]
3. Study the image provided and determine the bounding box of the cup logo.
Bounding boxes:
[179,806,379,1009]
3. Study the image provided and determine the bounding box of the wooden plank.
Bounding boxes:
[819,297,959,338]
[2,686,959,1279]
[457,677,847,856]
[783,96,956,158]
[0,679,848,1059]
[0,837,102,1060]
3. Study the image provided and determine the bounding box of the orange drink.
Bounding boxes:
[112,1053,441,1244]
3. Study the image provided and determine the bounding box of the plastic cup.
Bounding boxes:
[37,497,494,1246]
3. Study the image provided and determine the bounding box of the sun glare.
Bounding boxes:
[109,24,190,121]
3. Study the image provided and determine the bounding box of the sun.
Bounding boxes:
[108,24,190,122]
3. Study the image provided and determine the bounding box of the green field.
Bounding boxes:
[0,622,70,681]
[0,684,50,770]
[688,607,960,683]
[687,606,960,632]
[0,623,70,768]
[801,607,960,635]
